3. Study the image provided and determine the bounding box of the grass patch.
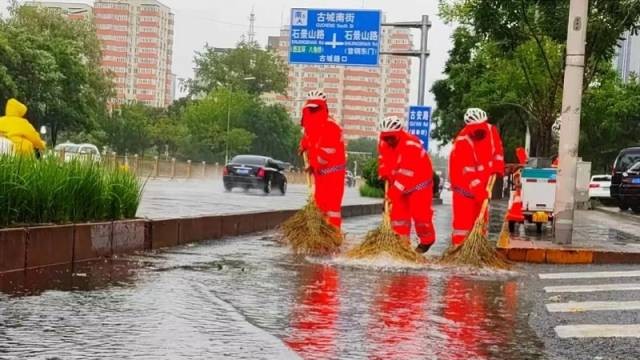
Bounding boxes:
[359,183,384,198]
[0,155,142,227]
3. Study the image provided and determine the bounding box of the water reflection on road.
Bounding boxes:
[0,215,545,359]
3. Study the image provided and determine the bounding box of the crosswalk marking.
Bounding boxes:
[546,301,640,313]
[544,283,640,293]
[539,270,640,280]
[555,324,640,338]
[540,270,640,343]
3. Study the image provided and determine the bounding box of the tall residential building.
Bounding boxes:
[26,1,93,20]
[615,30,640,82]
[270,26,412,139]
[28,0,175,108]
[95,0,174,107]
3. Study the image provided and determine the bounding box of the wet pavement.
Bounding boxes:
[2,190,640,359]
[1,206,548,360]
[138,179,378,219]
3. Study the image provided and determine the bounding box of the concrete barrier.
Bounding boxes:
[112,220,146,255]
[26,225,74,270]
[0,203,384,274]
[0,228,26,273]
[149,219,180,249]
[74,222,113,262]
[179,216,222,245]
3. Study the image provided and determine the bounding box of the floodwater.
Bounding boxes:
[0,210,546,360]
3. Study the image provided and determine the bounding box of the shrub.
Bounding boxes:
[0,155,142,227]
[362,158,384,190]
[359,183,385,198]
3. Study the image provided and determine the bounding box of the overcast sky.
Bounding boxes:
[3,0,455,106]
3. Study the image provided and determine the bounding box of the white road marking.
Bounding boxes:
[539,270,640,280]
[555,324,640,338]
[547,301,640,313]
[544,283,640,293]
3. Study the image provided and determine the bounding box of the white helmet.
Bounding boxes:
[378,115,405,132]
[464,108,488,125]
[306,89,327,102]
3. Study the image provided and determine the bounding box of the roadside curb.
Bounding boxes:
[498,245,640,265]
[0,202,383,275]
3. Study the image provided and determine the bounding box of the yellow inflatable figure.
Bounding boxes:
[0,99,46,156]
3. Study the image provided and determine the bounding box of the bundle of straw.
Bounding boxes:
[280,153,343,256]
[347,183,426,264]
[440,176,510,269]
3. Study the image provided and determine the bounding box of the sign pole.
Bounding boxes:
[417,15,430,106]
[381,16,431,106]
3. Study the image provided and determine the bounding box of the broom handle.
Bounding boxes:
[476,175,497,222]
[383,181,391,226]
[302,152,313,193]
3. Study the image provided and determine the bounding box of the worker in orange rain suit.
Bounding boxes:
[378,115,436,254]
[449,108,505,246]
[299,90,347,229]
[0,99,46,156]
[507,147,528,227]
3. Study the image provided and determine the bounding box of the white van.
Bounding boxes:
[54,143,102,163]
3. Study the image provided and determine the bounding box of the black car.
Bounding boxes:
[619,161,640,213]
[611,147,640,211]
[223,155,287,195]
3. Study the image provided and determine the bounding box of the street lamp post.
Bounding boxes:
[224,76,255,165]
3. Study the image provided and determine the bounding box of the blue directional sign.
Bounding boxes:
[407,106,432,151]
[289,8,381,66]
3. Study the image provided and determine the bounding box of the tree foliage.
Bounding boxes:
[434,0,640,160]
[189,42,288,97]
[0,5,112,145]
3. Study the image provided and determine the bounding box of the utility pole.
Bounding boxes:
[381,15,431,105]
[554,0,589,244]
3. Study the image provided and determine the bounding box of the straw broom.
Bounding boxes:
[440,176,510,269]
[346,182,426,264]
[279,153,342,256]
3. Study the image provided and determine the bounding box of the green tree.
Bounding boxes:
[189,42,288,97]
[0,5,112,145]
[434,0,640,157]
[581,71,640,172]
[347,137,377,155]
[179,89,257,162]
[104,103,152,154]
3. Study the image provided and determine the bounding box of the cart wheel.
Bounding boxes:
[508,221,516,233]
[536,223,543,234]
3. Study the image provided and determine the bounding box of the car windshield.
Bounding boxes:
[231,156,266,166]
[59,144,80,153]
[592,176,610,182]
[615,150,640,171]
[629,162,640,172]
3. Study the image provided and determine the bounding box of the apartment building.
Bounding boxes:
[28,0,175,108]
[26,1,93,20]
[615,30,640,83]
[270,26,412,139]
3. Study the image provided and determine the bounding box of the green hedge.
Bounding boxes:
[0,155,142,227]
[359,183,385,198]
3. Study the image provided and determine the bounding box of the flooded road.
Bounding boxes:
[0,209,546,360]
